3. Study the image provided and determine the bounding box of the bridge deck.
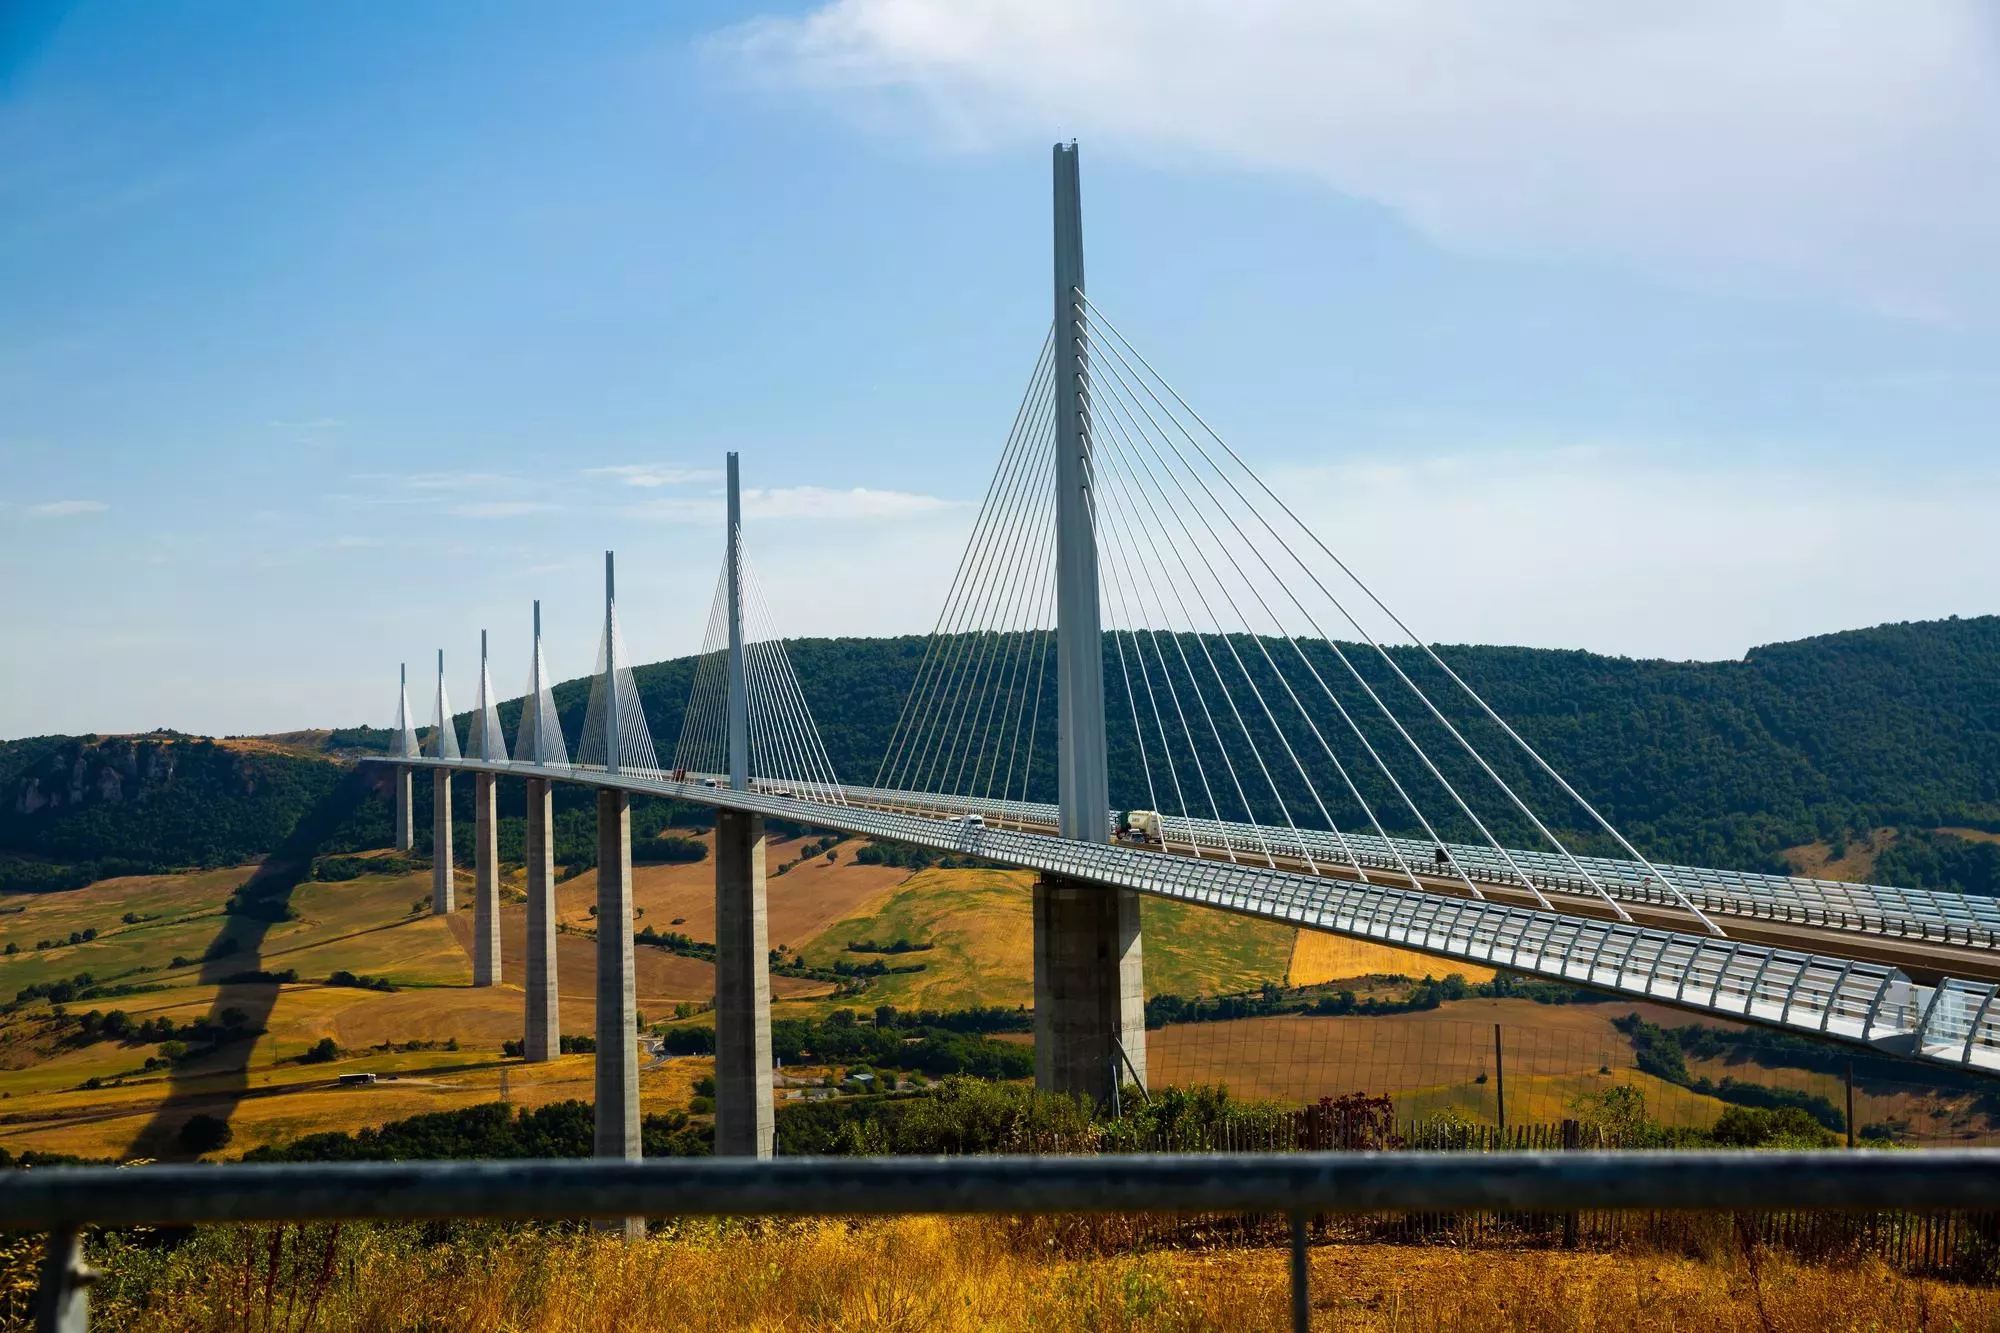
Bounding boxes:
[385,756,2000,1078]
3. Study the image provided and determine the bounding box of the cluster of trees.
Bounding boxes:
[325,970,397,992]
[1611,1013,1854,1131]
[243,1100,705,1162]
[845,937,933,954]
[659,1007,1034,1081]
[59,1004,261,1062]
[1144,973,1603,1029]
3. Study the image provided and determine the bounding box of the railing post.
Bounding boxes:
[34,1227,91,1333]
[1288,1211,1310,1333]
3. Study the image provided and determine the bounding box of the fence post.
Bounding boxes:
[1845,1060,1857,1149]
[1289,1211,1311,1333]
[34,1227,91,1333]
[1561,1119,1581,1250]
[1493,1023,1506,1136]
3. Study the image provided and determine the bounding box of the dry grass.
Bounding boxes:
[79,1216,2000,1332]
[1781,828,1897,884]
[1287,932,1496,987]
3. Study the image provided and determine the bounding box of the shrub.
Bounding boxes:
[299,1037,340,1065]
[178,1114,233,1155]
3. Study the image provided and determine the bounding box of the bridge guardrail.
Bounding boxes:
[384,758,2000,1073]
[16,1152,2000,1332]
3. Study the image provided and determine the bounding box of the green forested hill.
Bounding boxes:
[4,616,1997,893]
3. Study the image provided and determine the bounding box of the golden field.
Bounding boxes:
[53,1215,2000,1333]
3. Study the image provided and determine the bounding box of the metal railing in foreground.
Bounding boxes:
[14,1152,2000,1333]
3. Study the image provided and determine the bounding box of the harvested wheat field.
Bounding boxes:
[1288,930,1497,987]
[63,1215,2000,1332]
[551,835,909,952]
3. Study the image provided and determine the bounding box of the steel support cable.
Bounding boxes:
[1080,295,1710,934]
[1097,476,1204,858]
[1095,475,1251,865]
[673,563,731,776]
[1094,340,1601,921]
[1093,406,1369,883]
[890,354,1055,806]
[685,571,730,778]
[888,394,1056,808]
[1014,575,1057,812]
[1084,392,1279,869]
[1083,366,1317,873]
[937,417,1059,804]
[905,384,1057,810]
[875,333,1055,796]
[1094,471,1239,862]
[1085,318,1547,910]
[746,562,847,804]
[998,557,1056,826]
[1100,536,1164,843]
[1088,375,1339,878]
[1087,329,1499,903]
[965,437,1059,812]
[737,571,812,793]
[1086,346,1421,891]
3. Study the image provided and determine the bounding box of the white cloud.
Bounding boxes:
[392,471,523,492]
[585,464,724,488]
[447,501,558,519]
[623,485,966,523]
[24,499,107,517]
[720,0,2000,319]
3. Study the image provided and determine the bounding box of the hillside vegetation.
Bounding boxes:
[5,616,1999,892]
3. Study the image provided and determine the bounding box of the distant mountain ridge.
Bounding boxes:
[3,615,1996,895]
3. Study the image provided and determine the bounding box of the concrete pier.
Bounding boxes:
[1033,873,1147,1106]
[393,767,413,851]
[594,788,643,1238]
[472,772,500,986]
[431,771,454,914]
[523,776,559,1062]
[714,808,774,1157]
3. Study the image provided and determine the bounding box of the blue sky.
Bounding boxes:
[3,1,1997,739]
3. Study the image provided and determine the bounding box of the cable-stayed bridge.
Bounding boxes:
[372,145,2000,1171]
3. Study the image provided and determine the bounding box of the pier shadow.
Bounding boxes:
[125,764,390,1160]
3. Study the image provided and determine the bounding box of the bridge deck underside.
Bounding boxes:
[389,758,2000,1078]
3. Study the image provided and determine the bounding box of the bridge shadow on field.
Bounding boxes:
[127,765,388,1160]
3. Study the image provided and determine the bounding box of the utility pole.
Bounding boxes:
[1033,142,1146,1106]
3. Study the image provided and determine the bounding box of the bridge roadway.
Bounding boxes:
[781,781,2000,980]
[390,756,2000,1077]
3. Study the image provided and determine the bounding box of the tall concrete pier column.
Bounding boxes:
[593,552,643,1238]
[431,771,454,914]
[714,452,775,1156]
[594,787,642,1237]
[523,776,559,1062]
[1038,141,1145,1103]
[472,772,500,986]
[1033,873,1147,1101]
[715,809,774,1155]
[393,767,413,851]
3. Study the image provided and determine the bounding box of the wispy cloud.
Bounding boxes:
[585,463,724,488]
[718,0,2000,319]
[622,485,964,523]
[23,499,108,518]
[447,501,559,519]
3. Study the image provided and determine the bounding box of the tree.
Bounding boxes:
[179,1114,233,1155]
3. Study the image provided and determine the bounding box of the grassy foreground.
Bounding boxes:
[24,1215,2000,1332]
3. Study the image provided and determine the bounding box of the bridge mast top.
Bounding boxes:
[1053,142,1108,844]
[726,452,749,792]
